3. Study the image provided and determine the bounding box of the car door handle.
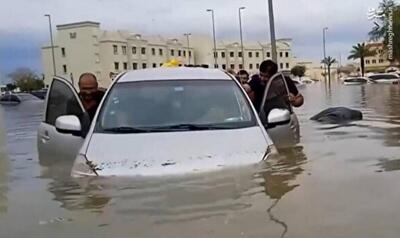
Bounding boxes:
[41,131,50,141]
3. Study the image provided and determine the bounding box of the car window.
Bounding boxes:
[95,80,256,132]
[369,74,399,80]
[45,79,83,126]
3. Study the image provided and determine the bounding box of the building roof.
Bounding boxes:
[56,21,100,30]
[118,67,231,83]
[99,30,127,43]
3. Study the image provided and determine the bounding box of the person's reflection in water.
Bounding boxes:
[256,146,307,238]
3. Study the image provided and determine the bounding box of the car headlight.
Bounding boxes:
[71,154,99,177]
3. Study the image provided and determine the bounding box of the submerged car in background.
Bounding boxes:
[37,68,299,177]
[342,77,369,85]
[368,73,400,84]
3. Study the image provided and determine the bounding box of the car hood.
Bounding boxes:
[80,127,271,176]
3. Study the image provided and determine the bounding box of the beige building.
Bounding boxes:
[42,21,295,88]
[42,21,194,88]
[364,42,392,73]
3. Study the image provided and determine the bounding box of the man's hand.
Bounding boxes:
[288,93,304,107]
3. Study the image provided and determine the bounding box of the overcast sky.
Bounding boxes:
[0,0,387,77]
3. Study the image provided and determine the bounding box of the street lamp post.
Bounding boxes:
[45,14,56,76]
[323,27,328,81]
[267,0,277,63]
[239,7,246,69]
[206,9,218,68]
[184,33,192,65]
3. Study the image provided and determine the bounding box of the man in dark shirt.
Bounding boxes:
[78,73,105,120]
[246,60,303,112]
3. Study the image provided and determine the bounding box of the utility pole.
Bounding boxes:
[267,0,277,63]
[239,7,246,68]
[184,33,192,65]
[45,14,56,76]
[207,9,218,68]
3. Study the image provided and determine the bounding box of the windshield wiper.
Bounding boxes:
[102,126,152,133]
[154,123,236,131]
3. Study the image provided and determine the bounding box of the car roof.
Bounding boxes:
[118,67,233,83]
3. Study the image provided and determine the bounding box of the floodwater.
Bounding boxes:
[1,83,400,237]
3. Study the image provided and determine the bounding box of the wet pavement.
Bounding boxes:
[1,83,400,237]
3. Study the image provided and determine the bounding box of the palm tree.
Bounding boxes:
[347,43,376,76]
[321,56,337,84]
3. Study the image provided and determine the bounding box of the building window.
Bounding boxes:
[285,52,289,58]
[215,64,219,68]
[152,63,157,68]
[141,47,146,55]
[132,46,137,54]
[279,52,283,58]
[256,63,260,69]
[61,48,66,57]
[171,49,175,56]
[142,63,147,69]
[113,45,118,55]
[230,51,234,57]
[183,51,186,57]
[152,48,156,55]
[267,52,271,58]
[159,48,163,56]
[189,51,192,57]
[379,59,384,63]
[178,50,182,57]
[69,32,77,39]
[249,64,253,69]
[221,52,226,58]
[256,52,260,58]
[248,52,253,58]
[160,63,163,67]
[239,64,243,69]
[122,46,127,55]
[114,62,119,70]
[62,65,67,74]
[366,60,370,64]
[230,64,235,69]
[132,63,137,70]
[372,59,376,64]
[280,63,284,69]
[214,52,218,58]
[238,52,243,58]
[286,63,289,69]
[123,62,127,70]
[222,64,226,70]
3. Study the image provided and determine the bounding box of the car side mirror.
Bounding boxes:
[55,115,82,136]
[267,108,291,128]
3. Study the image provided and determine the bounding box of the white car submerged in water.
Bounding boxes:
[367,73,400,84]
[37,68,299,177]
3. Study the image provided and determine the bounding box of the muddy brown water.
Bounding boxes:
[1,83,400,238]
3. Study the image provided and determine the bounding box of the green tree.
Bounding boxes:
[290,65,306,79]
[5,83,16,91]
[347,43,376,76]
[321,56,337,84]
[369,0,400,63]
[8,68,44,92]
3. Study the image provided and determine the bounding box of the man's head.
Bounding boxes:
[237,70,249,83]
[78,73,98,102]
[259,60,278,81]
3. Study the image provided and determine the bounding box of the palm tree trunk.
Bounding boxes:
[360,57,365,77]
[328,66,331,84]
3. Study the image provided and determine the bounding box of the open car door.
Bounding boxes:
[37,77,85,167]
[259,73,300,148]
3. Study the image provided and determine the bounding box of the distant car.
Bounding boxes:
[368,73,400,84]
[37,68,300,177]
[343,77,368,85]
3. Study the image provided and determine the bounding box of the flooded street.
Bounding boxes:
[1,83,400,237]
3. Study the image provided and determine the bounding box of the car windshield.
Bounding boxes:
[369,74,399,80]
[95,80,256,133]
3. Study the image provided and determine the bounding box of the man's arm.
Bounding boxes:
[285,76,304,107]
